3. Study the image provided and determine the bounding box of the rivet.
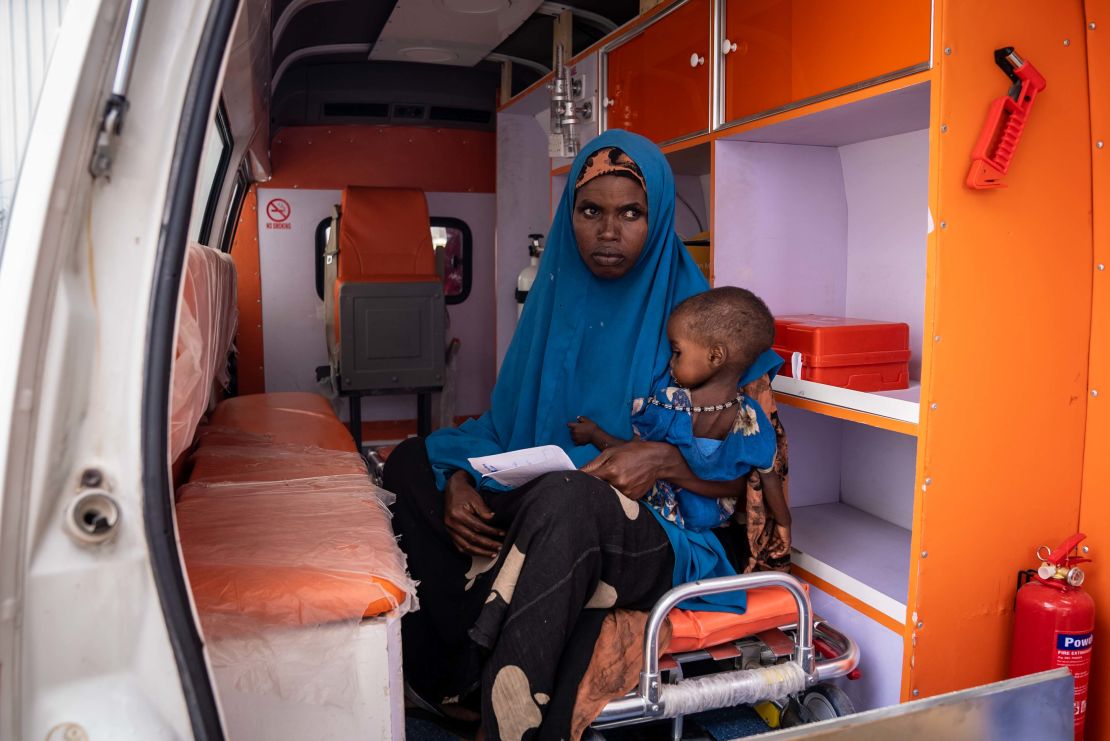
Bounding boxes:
[913,689,920,697]
[944,47,952,55]
[940,124,948,133]
[1092,390,1099,398]
[916,621,924,629]
[924,477,932,486]
[1091,22,1098,30]
[921,550,928,558]
[940,221,947,229]
[1064,39,1071,46]
[934,335,941,342]
[1100,264,1106,271]
[930,403,938,410]
[1083,545,1091,553]
[1098,141,1105,149]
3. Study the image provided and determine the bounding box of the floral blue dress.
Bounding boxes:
[633,386,777,532]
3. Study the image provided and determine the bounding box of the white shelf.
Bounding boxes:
[791,502,910,626]
[773,376,920,427]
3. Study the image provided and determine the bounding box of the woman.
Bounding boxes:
[385,130,789,740]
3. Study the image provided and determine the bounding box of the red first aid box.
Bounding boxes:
[772,315,911,391]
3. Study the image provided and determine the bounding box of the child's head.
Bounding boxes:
[666,287,774,389]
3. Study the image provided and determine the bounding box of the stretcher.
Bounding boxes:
[593,572,861,737]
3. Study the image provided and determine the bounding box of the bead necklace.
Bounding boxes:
[647,392,744,414]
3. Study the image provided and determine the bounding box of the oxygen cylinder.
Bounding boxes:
[1010,533,1095,740]
[516,233,544,317]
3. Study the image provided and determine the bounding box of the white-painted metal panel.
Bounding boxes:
[0,0,71,244]
[370,0,543,67]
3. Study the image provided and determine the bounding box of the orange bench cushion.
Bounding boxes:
[205,392,356,452]
[667,585,804,653]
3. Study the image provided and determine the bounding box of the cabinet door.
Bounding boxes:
[605,0,710,144]
[722,0,931,124]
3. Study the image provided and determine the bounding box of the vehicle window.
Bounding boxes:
[187,102,232,245]
[314,215,472,305]
[430,217,472,305]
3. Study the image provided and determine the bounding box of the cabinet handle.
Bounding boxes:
[689,53,705,68]
[603,97,615,108]
[722,39,738,55]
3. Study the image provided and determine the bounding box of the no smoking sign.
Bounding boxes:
[265,198,292,230]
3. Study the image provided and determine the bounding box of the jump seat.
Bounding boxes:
[169,241,414,740]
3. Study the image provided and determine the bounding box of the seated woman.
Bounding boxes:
[384,130,790,741]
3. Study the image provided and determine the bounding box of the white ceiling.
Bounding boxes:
[370,0,544,66]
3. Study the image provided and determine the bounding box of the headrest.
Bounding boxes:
[337,187,437,282]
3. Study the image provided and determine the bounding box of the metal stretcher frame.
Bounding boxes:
[594,573,861,730]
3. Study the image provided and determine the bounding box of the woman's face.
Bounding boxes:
[573,174,649,279]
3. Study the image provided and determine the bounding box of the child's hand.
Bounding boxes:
[767,523,792,560]
[568,416,600,446]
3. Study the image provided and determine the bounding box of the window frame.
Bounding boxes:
[314,214,473,305]
[195,100,233,246]
[218,162,249,254]
[431,216,472,306]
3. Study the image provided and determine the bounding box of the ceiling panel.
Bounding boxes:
[369,0,545,66]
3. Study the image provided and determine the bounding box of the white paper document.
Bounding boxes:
[468,445,576,488]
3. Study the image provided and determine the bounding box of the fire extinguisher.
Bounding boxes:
[1011,533,1095,740]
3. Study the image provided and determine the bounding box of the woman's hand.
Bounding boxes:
[580,440,678,500]
[444,470,504,558]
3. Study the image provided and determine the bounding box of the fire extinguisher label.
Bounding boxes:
[1055,631,1093,726]
[1056,632,1094,652]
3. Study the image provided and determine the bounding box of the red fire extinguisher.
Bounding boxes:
[1011,533,1095,740]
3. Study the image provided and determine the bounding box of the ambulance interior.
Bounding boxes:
[157,0,1102,738]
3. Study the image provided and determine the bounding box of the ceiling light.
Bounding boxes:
[399,46,459,63]
[440,0,511,14]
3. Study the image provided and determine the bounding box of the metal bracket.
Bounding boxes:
[88,0,148,178]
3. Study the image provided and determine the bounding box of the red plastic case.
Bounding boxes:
[772,315,911,391]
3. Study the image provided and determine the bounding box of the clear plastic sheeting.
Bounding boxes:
[176,467,416,707]
[169,241,237,462]
[187,441,370,484]
[660,662,808,717]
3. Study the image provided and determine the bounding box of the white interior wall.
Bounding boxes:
[712,140,848,312]
[779,404,916,530]
[841,128,930,378]
[257,187,496,422]
[496,112,551,369]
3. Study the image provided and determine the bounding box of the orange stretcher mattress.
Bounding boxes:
[667,585,804,653]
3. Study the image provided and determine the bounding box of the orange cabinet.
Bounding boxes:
[604,0,710,144]
[721,0,931,124]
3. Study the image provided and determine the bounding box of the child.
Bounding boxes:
[570,286,790,540]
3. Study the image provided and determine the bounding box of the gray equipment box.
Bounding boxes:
[338,281,445,392]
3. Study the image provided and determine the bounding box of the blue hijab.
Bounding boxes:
[426,129,711,488]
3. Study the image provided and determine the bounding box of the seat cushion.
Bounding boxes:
[206,392,356,452]
[667,585,804,653]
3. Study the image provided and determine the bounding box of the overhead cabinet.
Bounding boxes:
[719,0,933,125]
[603,0,710,144]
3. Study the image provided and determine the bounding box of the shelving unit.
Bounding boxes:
[791,503,910,627]
[772,377,919,435]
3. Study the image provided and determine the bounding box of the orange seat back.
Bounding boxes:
[337,186,438,284]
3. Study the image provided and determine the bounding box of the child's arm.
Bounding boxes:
[759,470,790,526]
[568,416,626,450]
[760,469,792,559]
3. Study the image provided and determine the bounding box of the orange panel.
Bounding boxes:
[606,0,710,143]
[904,0,1092,700]
[1079,1,1109,738]
[723,0,931,123]
[267,125,495,193]
[229,187,265,395]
